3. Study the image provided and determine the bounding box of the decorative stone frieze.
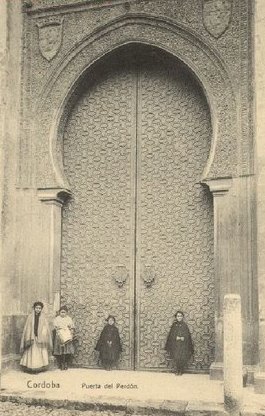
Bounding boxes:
[24,15,238,191]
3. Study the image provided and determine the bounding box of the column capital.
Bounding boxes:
[202,177,232,195]
[37,188,71,206]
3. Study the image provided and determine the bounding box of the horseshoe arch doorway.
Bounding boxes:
[60,44,214,371]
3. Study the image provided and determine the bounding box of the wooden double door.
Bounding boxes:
[61,45,214,371]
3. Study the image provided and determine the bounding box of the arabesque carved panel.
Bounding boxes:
[61,53,136,368]
[61,46,214,370]
[138,52,214,370]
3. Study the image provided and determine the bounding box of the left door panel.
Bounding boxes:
[61,53,137,369]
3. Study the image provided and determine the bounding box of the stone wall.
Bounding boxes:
[0,0,24,367]
[254,0,265,393]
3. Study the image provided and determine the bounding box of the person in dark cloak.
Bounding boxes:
[95,315,122,370]
[165,310,194,375]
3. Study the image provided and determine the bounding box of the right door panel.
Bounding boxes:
[136,52,215,371]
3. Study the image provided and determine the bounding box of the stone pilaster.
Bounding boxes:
[204,178,232,380]
[0,0,8,387]
[0,0,23,370]
[38,189,71,314]
[254,0,265,394]
[223,294,243,415]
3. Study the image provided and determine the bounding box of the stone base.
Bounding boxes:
[245,366,256,385]
[209,362,223,380]
[210,362,256,385]
[2,354,57,372]
[1,354,20,372]
[254,372,265,394]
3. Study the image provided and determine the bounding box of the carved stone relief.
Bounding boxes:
[19,1,253,188]
[27,16,237,191]
[202,0,233,38]
[37,18,64,61]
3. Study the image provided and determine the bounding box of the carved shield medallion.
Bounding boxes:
[203,0,232,38]
[37,19,63,61]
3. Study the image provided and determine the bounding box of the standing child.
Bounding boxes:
[165,310,194,375]
[95,315,122,370]
[53,306,75,370]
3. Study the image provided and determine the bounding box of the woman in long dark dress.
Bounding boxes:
[95,315,122,370]
[165,310,194,375]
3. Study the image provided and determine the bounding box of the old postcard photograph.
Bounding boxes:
[0,0,265,415]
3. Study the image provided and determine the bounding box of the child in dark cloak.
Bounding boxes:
[165,310,194,375]
[95,315,122,370]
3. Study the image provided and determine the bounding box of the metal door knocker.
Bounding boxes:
[113,265,128,288]
[143,265,155,288]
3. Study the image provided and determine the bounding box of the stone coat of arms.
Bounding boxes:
[203,0,232,38]
[37,18,64,61]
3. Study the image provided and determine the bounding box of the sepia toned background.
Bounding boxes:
[1,0,265,392]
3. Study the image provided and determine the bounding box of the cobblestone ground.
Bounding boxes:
[0,401,145,416]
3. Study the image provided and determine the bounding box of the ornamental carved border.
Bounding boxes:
[29,14,237,190]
